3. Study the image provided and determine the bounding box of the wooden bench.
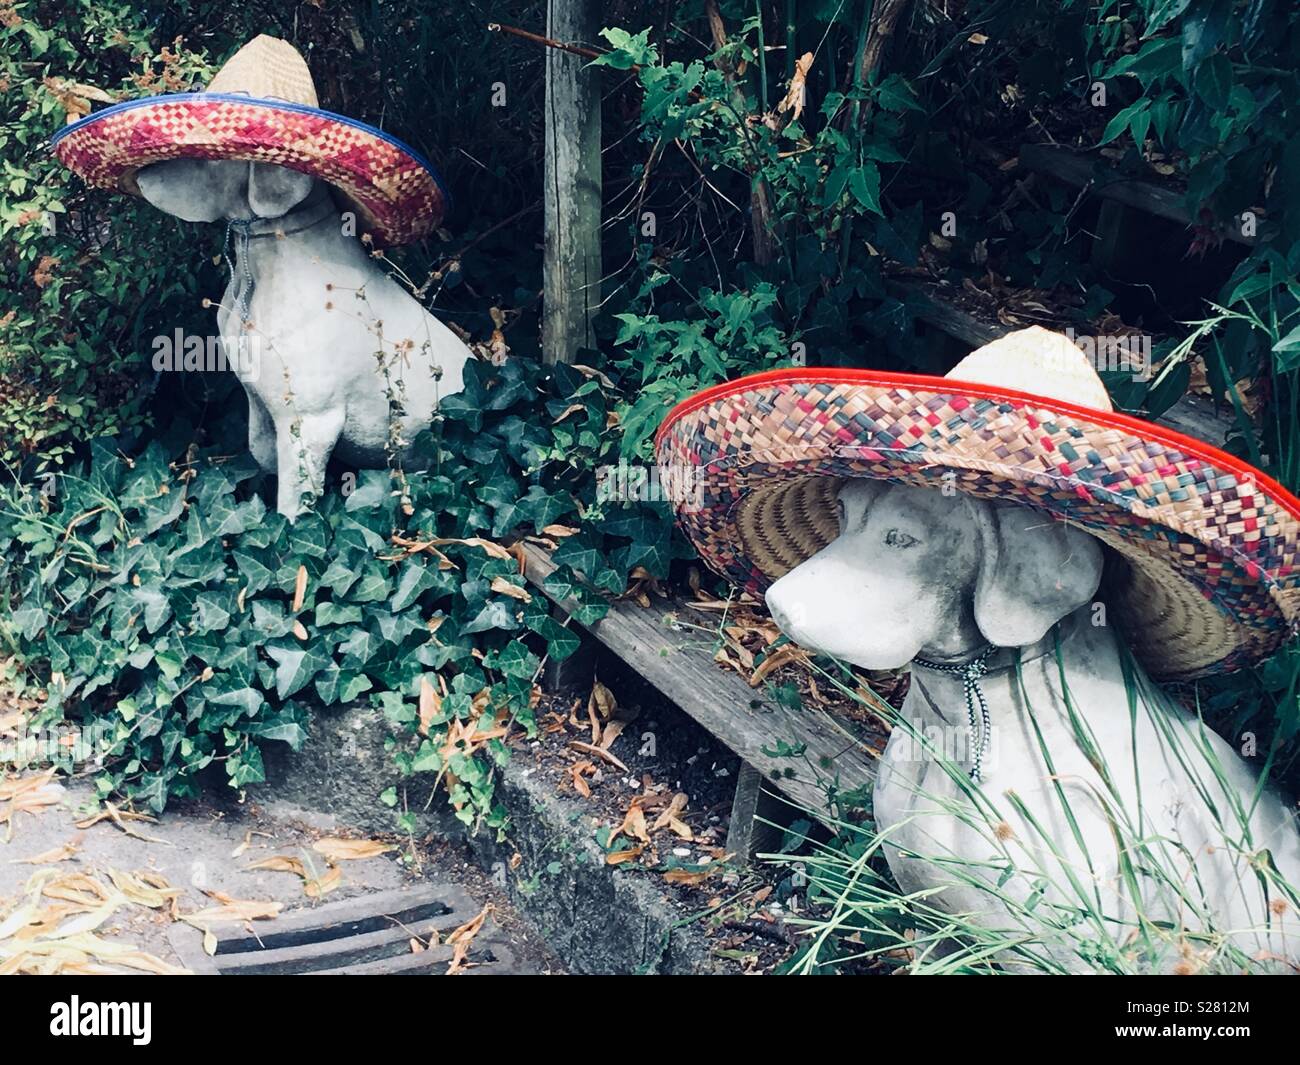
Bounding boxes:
[521,544,881,857]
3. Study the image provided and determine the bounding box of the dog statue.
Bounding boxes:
[765,478,1300,970]
[136,158,471,517]
[52,36,472,518]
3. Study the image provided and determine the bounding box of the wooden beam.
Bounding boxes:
[542,0,602,364]
[1019,144,1255,247]
[521,544,881,821]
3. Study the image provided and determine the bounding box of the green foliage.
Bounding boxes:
[0,359,676,821]
[0,2,218,470]
[611,281,790,457]
[1085,0,1300,481]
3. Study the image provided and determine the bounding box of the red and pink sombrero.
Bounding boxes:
[51,35,448,246]
[655,327,1300,679]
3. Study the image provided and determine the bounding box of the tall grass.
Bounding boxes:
[769,647,1300,975]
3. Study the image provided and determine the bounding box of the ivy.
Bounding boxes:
[0,359,677,826]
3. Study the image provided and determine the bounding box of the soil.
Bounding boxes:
[516,641,809,973]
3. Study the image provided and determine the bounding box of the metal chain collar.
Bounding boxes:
[912,645,997,782]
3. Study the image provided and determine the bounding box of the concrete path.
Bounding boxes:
[0,774,557,974]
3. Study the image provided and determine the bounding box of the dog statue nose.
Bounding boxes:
[765,582,802,637]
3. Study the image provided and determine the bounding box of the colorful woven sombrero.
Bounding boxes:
[50,35,448,246]
[655,327,1300,679]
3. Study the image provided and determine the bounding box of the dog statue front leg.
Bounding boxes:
[275,409,345,519]
[246,391,277,474]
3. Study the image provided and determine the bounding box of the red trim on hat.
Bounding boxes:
[654,367,1300,520]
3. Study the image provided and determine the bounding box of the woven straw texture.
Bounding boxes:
[51,36,445,246]
[655,360,1300,679]
[206,34,320,106]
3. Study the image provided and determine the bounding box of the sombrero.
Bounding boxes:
[654,327,1300,679]
[50,35,448,246]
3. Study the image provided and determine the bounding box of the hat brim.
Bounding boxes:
[50,94,450,246]
[654,368,1300,679]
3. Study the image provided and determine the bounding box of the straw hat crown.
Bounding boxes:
[205,34,320,108]
[946,326,1114,411]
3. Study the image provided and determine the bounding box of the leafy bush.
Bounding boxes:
[0,359,676,820]
[0,2,218,470]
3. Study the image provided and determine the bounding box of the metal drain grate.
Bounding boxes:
[168,885,518,974]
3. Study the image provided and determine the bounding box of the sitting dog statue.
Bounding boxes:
[137,158,471,517]
[51,35,471,518]
[766,479,1300,970]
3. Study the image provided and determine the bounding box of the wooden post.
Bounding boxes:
[725,762,787,866]
[542,0,602,365]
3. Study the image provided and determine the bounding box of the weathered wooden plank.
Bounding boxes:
[888,279,1237,448]
[542,0,602,364]
[522,544,879,819]
[725,761,788,865]
[1019,143,1254,246]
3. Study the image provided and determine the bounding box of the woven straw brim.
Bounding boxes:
[654,369,1300,680]
[51,95,448,246]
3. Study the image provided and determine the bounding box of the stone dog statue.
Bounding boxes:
[655,326,1300,972]
[51,35,471,517]
[136,158,470,516]
[766,480,1300,970]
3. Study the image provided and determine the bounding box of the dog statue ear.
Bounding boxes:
[971,502,1103,648]
[836,478,890,533]
[136,159,240,222]
[246,163,315,219]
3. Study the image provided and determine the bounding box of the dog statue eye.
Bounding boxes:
[884,528,919,549]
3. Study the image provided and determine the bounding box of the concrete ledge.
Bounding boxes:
[261,704,724,974]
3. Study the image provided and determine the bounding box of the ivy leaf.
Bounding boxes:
[462,600,519,634]
[288,512,330,559]
[265,642,333,699]
[490,641,539,679]
[207,686,265,718]
[227,745,266,788]
[391,560,438,612]
[248,704,309,750]
[11,604,47,640]
[193,592,232,634]
[344,470,393,512]
[234,552,274,596]
[315,602,364,626]
[131,586,172,634]
[349,565,393,603]
[527,613,581,661]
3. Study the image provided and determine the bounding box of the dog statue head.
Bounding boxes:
[135,158,317,223]
[764,480,1104,669]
